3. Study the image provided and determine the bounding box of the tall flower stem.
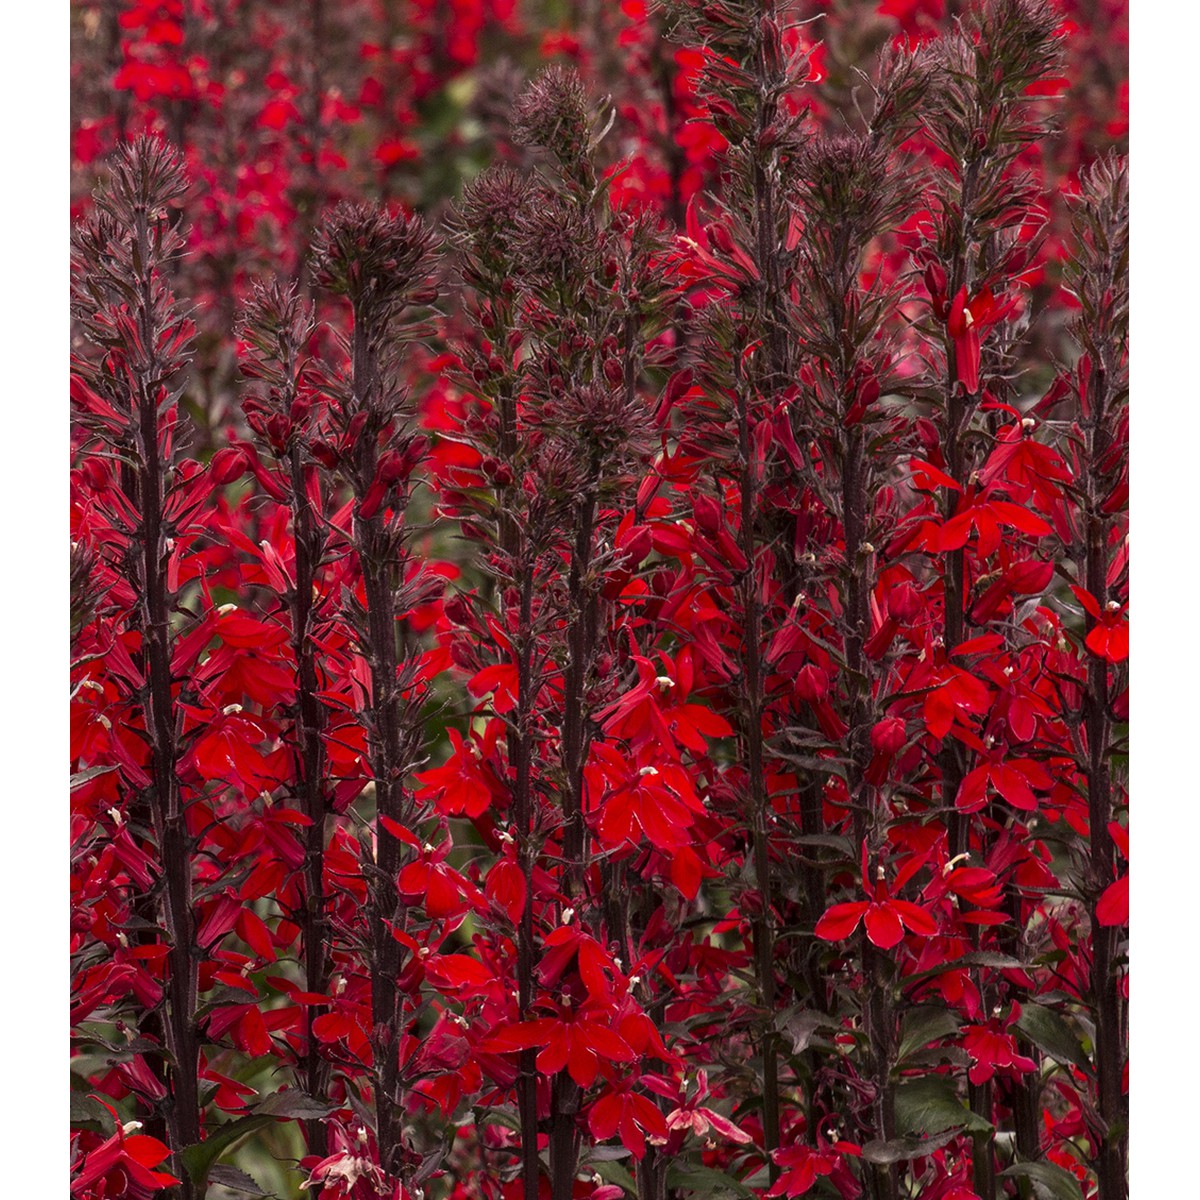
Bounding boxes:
[1066,156,1128,1200]
[72,138,201,1200]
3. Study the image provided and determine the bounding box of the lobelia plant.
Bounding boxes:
[307,199,448,1190]
[70,3,1129,1199]
[71,137,204,1199]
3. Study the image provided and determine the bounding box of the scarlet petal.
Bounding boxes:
[863,902,904,949]
[122,1134,174,1169]
[588,1092,624,1141]
[619,1109,647,1159]
[485,860,527,925]
[890,899,938,937]
[582,1023,636,1063]
[536,1028,570,1077]
[567,1031,599,1087]
[954,330,981,394]
[670,845,703,901]
[955,765,989,813]
[631,1094,670,1140]
[814,901,868,941]
[482,1018,556,1053]
[1096,874,1129,926]
[990,763,1038,811]
[923,687,956,741]
[428,954,493,990]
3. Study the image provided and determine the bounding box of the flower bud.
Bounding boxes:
[210,446,250,485]
[871,717,907,756]
[887,580,922,624]
[693,493,723,535]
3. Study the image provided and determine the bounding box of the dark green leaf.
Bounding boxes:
[999,1161,1085,1200]
[666,1164,757,1198]
[862,1127,961,1164]
[71,764,117,790]
[179,1116,272,1189]
[207,1164,275,1196]
[70,1093,117,1136]
[895,1007,962,1066]
[784,1009,838,1055]
[253,1089,339,1121]
[593,1159,638,1193]
[902,951,1026,988]
[893,1076,992,1137]
[1015,1002,1092,1073]
[585,1146,633,1161]
[474,1106,522,1133]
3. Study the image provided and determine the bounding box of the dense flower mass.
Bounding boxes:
[71,2,1127,1199]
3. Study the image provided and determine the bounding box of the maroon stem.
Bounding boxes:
[1082,363,1126,1200]
[289,446,331,1161]
[131,208,200,1197]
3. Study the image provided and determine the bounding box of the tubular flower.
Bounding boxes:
[946,285,1016,394]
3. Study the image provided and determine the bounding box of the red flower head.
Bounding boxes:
[814,841,938,950]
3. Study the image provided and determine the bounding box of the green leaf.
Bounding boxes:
[592,1158,638,1193]
[207,1164,275,1196]
[893,1076,992,1137]
[179,1116,273,1189]
[666,1164,757,1198]
[783,1009,838,1055]
[895,1007,962,1067]
[862,1126,961,1164]
[902,951,1026,988]
[999,1161,1085,1200]
[586,1146,633,1161]
[71,764,117,790]
[70,1093,117,1136]
[253,1089,339,1121]
[1015,1002,1092,1073]
[474,1105,522,1133]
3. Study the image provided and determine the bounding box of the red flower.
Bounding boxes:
[1096,821,1129,926]
[1071,585,1129,663]
[482,1009,636,1088]
[662,1069,754,1148]
[815,842,938,949]
[946,285,1016,394]
[767,1144,838,1197]
[589,1082,671,1159]
[71,1118,178,1199]
[960,1003,1037,1085]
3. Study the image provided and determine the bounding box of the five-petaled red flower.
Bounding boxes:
[815,841,938,949]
